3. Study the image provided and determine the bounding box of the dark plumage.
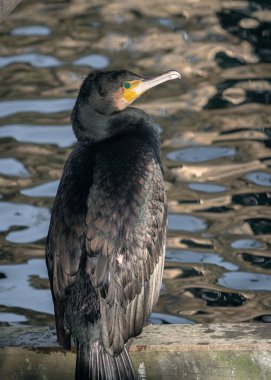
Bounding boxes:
[46,69,181,380]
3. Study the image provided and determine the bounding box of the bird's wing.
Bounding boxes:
[85,149,167,355]
[46,144,95,345]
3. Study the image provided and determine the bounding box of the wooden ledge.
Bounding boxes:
[1,324,271,379]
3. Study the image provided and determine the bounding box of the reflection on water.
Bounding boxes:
[167,146,236,163]
[0,124,76,147]
[149,312,194,325]
[168,214,207,232]
[0,312,28,323]
[21,180,59,197]
[0,202,50,243]
[0,259,53,314]
[0,98,74,118]
[246,171,271,186]
[0,0,271,326]
[218,271,271,291]
[11,25,51,36]
[166,249,238,271]
[188,182,227,193]
[231,238,265,249]
[0,53,62,68]
[0,158,30,177]
[73,54,110,69]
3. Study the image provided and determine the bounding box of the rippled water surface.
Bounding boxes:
[0,0,271,327]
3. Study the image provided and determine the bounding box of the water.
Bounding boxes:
[21,180,60,197]
[0,53,62,68]
[0,202,50,243]
[0,0,271,327]
[11,25,51,36]
[0,158,30,177]
[73,54,110,69]
[0,124,76,147]
[167,146,236,163]
[168,214,207,232]
[0,99,74,118]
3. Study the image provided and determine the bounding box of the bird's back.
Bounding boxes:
[46,129,167,379]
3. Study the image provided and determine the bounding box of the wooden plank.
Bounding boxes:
[1,324,271,379]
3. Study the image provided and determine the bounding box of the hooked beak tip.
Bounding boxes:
[167,70,181,80]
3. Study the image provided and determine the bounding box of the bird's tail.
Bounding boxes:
[75,342,137,380]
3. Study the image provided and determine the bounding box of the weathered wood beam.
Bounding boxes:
[1,324,271,379]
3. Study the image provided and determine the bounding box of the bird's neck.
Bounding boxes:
[72,104,160,143]
[72,102,110,142]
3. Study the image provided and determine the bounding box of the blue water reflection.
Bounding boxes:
[150,312,194,325]
[218,271,271,291]
[0,99,74,118]
[11,25,51,36]
[0,259,53,314]
[0,158,30,177]
[0,313,28,323]
[168,214,207,232]
[0,54,62,68]
[188,182,226,193]
[0,202,50,243]
[231,239,265,249]
[246,171,271,186]
[166,250,238,271]
[21,180,59,198]
[167,146,236,163]
[0,124,76,147]
[74,54,109,69]
[0,0,270,327]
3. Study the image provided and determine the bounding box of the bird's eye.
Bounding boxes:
[123,82,131,89]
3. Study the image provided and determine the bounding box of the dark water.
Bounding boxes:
[0,0,271,327]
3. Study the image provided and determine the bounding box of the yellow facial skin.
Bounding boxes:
[118,71,181,109]
[122,80,143,103]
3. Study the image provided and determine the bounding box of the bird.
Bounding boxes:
[46,69,181,380]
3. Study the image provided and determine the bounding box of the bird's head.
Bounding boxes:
[72,69,181,140]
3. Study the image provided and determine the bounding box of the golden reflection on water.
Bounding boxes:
[0,0,271,326]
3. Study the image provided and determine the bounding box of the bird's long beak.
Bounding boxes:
[122,70,181,104]
[135,70,181,96]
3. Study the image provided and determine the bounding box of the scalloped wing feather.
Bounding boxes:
[85,150,167,355]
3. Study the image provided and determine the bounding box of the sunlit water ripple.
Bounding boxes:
[0,0,270,326]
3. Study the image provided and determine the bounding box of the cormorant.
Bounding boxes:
[46,69,181,380]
